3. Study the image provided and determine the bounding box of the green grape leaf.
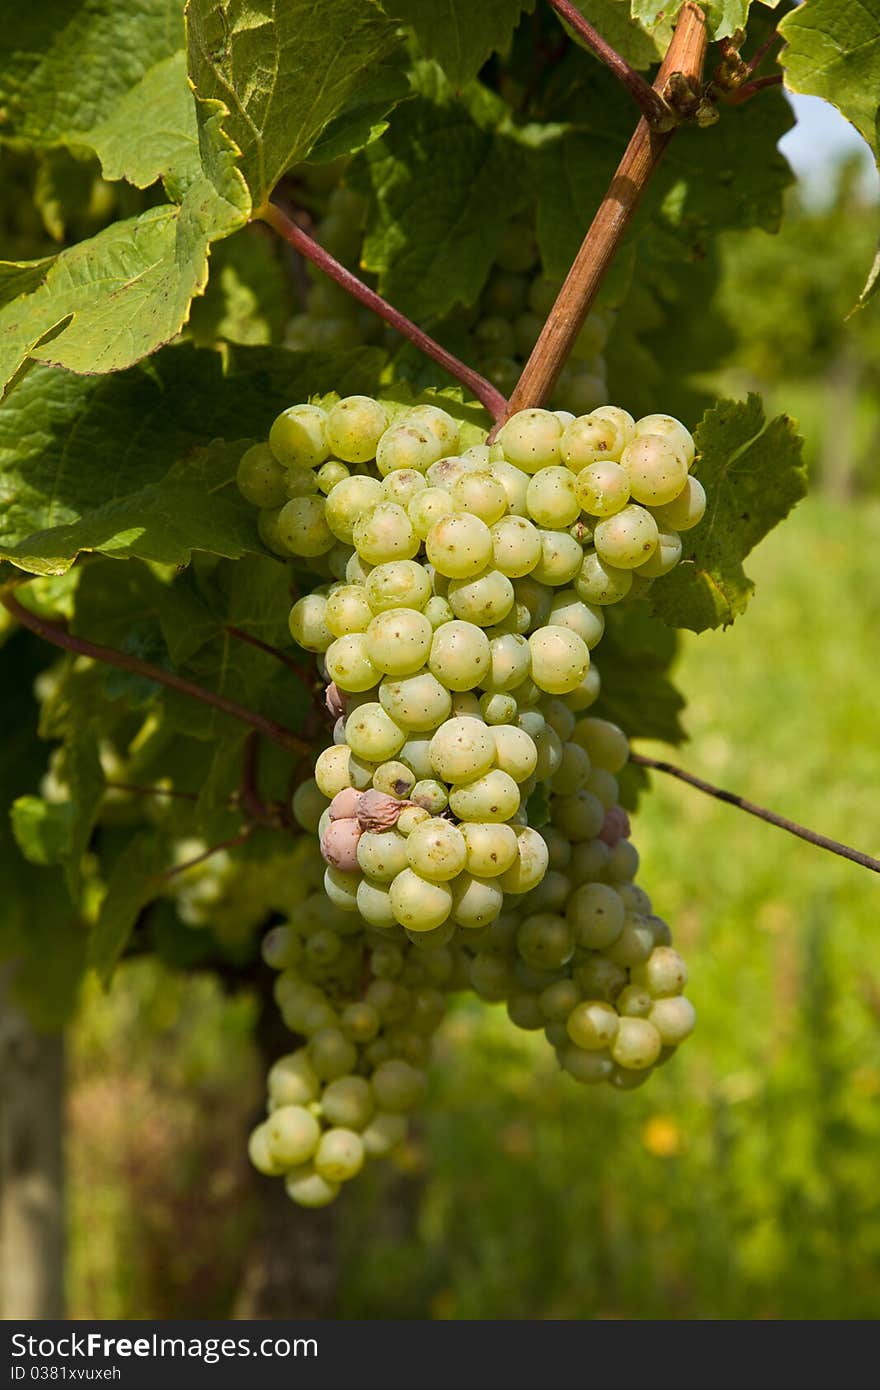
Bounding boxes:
[188,227,294,347]
[10,796,74,867]
[84,51,201,190]
[650,395,807,632]
[186,0,404,205]
[353,98,527,319]
[780,0,880,163]
[90,830,167,981]
[593,604,685,743]
[0,103,249,400]
[0,0,186,150]
[33,149,102,243]
[631,1,780,41]
[392,0,533,85]
[0,342,384,575]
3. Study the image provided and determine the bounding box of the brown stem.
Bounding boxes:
[747,28,782,74]
[224,624,324,719]
[255,202,508,422]
[631,754,880,876]
[546,0,675,129]
[157,828,254,882]
[2,591,310,758]
[498,2,708,424]
[725,72,783,105]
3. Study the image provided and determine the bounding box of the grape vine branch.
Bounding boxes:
[545,0,675,129]
[631,754,880,875]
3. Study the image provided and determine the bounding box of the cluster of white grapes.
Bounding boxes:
[236,391,702,1205]
[283,187,610,413]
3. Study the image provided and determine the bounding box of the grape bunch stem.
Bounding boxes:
[498,3,709,425]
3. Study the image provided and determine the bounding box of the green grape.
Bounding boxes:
[572,717,629,773]
[449,768,521,823]
[480,691,518,724]
[451,873,504,929]
[379,670,453,731]
[514,310,542,355]
[267,1051,321,1107]
[491,459,531,515]
[389,868,453,931]
[482,633,530,693]
[620,434,689,507]
[249,1123,285,1176]
[365,979,412,1023]
[315,745,354,798]
[506,993,545,1030]
[266,1104,321,1166]
[550,740,591,795]
[574,552,632,605]
[469,953,516,1001]
[541,826,573,870]
[429,718,495,782]
[406,818,468,882]
[382,469,428,507]
[304,928,343,967]
[398,735,435,780]
[548,591,605,648]
[590,405,636,453]
[405,404,460,451]
[423,593,456,628]
[321,1076,375,1130]
[286,465,322,498]
[428,620,491,691]
[551,789,605,841]
[517,913,574,970]
[648,996,696,1045]
[618,883,652,916]
[489,516,542,578]
[340,1002,382,1044]
[514,576,553,628]
[650,475,706,531]
[526,467,580,528]
[289,594,332,652]
[573,955,626,1001]
[450,470,509,525]
[593,505,659,569]
[531,531,584,586]
[497,409,563,473]
[448,569,515,626]
[474,315,516,356]
[566,1000,619,1050]
[450,691,484,719]
[361,1111,407,1156]
[372,760,416,798]
[532,721,564,780]
[539,979,581,1021]
[528,625,590,695]
[325,474,384,543]
[285,1165,340,1208]
[558,1045,614,1085]
[276,497,334,557]
[498,826,550,894]
[426,456,475,490]
[575,459,631,517]
[316,461,350,494]
[371,1059,427,1112]
[353,503,419,564]
[410,779,449,814]
[326,395,389,463]
[610,1017,662,1070]
[354,879,394,928]
[603,915,655,968]
[314,1127,365,1183]
[460,821,519,877]
[567,881,625,948]
[325,584,373,637]
[237,442,289,507]
[584,767,618,808]
[366,560,432,612]
[345,702,406,761]
[376,423,444,476]
[560,412,624,471]
[631,946,688,997]
[355,828,407,884]
[364,608,433,676]
[426,514,494,579]
[635,528,682,578]
[490,724,538,782]
[325,633,380,692]
[603,837,639,881]
[408,487,456,540]
[634,413,695,468]
[617,984,653,1018]
[269,404,330,468]
[262,925,304,970]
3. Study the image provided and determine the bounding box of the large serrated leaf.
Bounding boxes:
[650,395,807,633]
[780,0,880,163]
[0,342,385,575]
[631,1,780,41]
[186,0,404,205]
[354,98,528,319]
[393,0,533,85]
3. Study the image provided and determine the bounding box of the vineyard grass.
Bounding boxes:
[68,495,880,1320]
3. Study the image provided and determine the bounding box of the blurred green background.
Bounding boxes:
[32,101,880,1320]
